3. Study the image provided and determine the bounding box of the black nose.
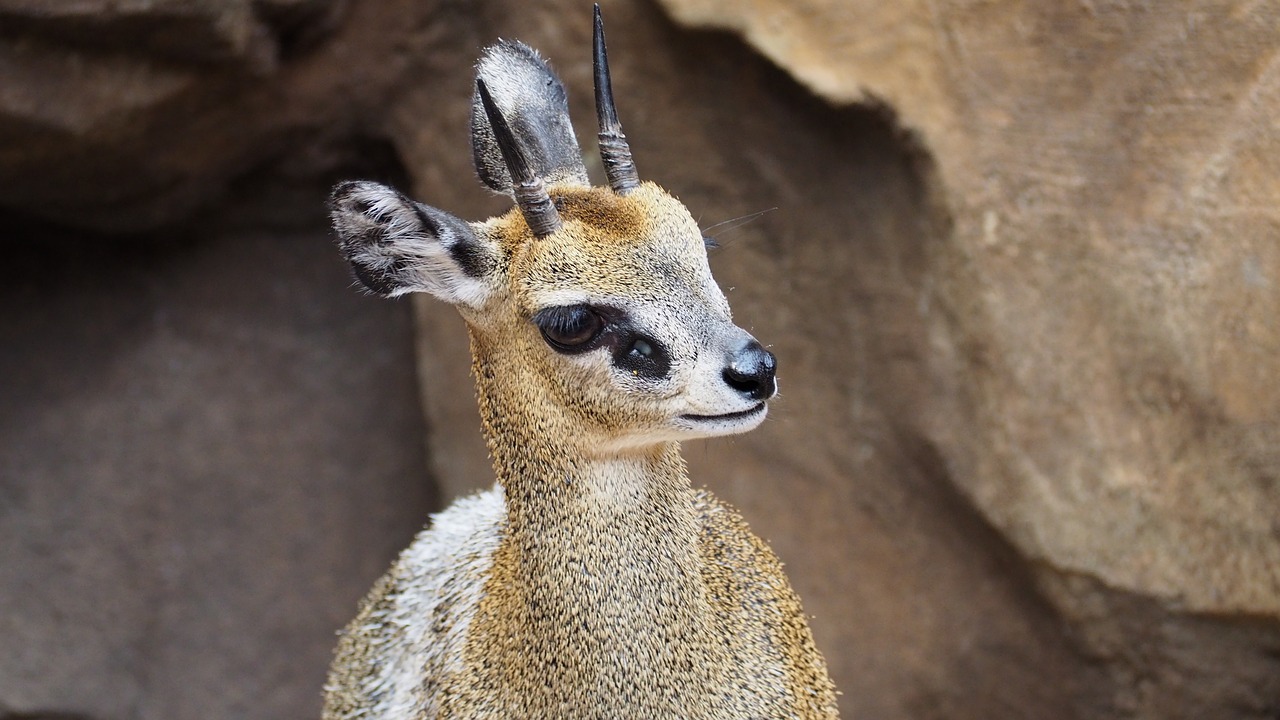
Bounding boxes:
[722,340,777,401]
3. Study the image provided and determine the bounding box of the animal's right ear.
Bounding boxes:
[328,180,500,308]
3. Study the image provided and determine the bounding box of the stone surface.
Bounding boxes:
[0,0,381,232]
[0,192,433,719]
[0,1,267,67]
[659,0,1280,618]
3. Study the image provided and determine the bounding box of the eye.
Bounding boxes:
[533,305,605,352]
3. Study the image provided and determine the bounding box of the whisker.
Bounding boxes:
[700,207,778,246]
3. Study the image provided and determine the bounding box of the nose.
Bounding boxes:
[722,339,777,401]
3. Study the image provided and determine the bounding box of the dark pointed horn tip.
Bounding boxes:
[592,4,641,194]
[592,4,619,133]
[476,78,533,185]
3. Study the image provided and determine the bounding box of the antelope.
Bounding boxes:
[322,8,839,718]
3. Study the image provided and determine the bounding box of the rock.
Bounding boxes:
[0,0,347,69]
[656,0,1280,617]
[0,189,434,720]
[0,1,267,66]
[0,0,360,231]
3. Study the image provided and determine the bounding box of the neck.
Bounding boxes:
[468,327,693,511]
[461,330,724,714]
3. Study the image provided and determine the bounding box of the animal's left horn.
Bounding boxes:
[476,78,562,237]
[593,5,640,195]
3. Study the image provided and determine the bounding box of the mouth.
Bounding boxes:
[679,402,767,423]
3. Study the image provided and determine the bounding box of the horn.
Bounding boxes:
[593,4,640,195]
[476,78,562,237]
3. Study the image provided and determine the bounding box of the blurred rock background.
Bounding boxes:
[1,1,1277,719]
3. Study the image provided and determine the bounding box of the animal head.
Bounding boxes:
[329,7,776,453]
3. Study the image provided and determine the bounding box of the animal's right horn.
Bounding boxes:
[593,5,640,195]
[476,78,563,238]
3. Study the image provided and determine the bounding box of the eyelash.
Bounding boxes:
[532,305,607,353]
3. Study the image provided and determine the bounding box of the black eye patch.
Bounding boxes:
[530,304,671,380]
[612,332,670,380]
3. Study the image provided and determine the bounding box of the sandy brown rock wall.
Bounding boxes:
[660,0,1280,614]
[0,189,434,719]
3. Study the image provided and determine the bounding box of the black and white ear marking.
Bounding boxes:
[328,180,498,308]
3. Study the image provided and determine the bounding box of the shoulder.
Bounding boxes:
[690,487,793,602]
[690,488,840,718]
[691,487,787,573]
[323,487,507,720]
[400,486,507,580]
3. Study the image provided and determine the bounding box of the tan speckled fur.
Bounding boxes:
[323,29,838,720]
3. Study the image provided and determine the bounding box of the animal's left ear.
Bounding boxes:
[328,181,501,308]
